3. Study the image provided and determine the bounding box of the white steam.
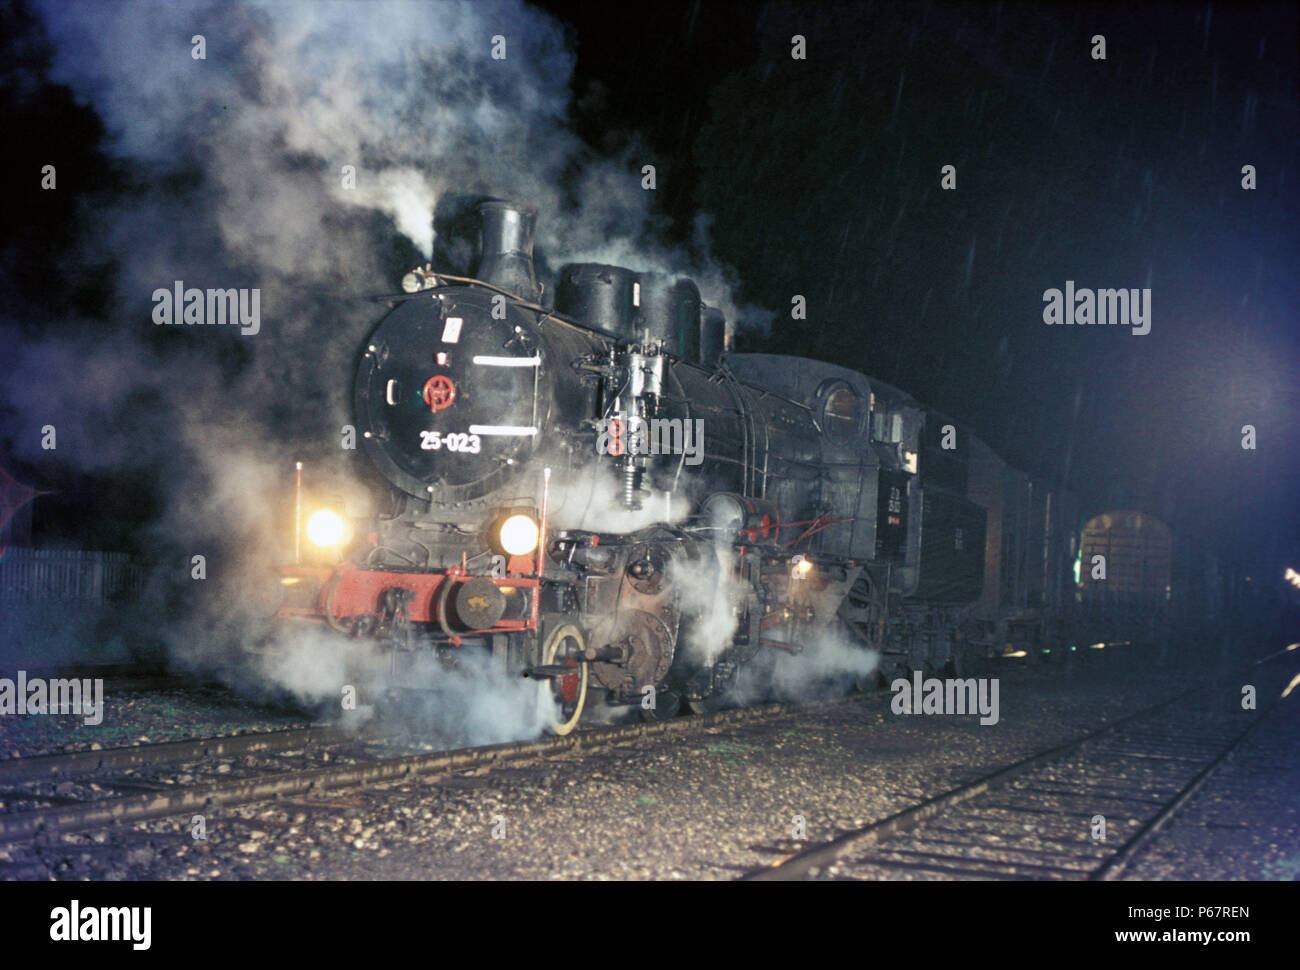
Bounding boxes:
[668,543,750,666]
[243,626,557,747]
[546,465,694,535]
[769,621,880,702]
[0,0,767,744]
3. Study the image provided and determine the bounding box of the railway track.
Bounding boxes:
[744,645,1299,880]
[0,695,863,846]
[0,725,354,785]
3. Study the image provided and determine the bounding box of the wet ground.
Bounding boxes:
[1123,690,1300,881]
[0,680,308,761]
[5,642,1294,881]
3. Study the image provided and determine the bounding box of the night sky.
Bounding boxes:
[1,0,1297,585]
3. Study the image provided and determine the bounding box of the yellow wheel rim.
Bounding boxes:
[542,623,587,735]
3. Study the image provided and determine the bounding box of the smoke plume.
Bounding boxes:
[0,0,751,737]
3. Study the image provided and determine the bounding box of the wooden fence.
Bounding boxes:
[0,548,145,603]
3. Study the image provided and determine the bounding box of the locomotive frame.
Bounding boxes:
[273,199,1205,733]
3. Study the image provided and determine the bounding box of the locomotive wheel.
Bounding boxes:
[542,624,588,736]
[838,576,874,626]
[683,690,728,714]
[640,687,681,721]
[732,645,777,706]
[682,666,731,714]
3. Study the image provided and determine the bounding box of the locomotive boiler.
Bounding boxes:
[276,199,1004,732]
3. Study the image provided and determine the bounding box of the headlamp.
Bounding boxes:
[498,514,540,557]
[307,508,346,547]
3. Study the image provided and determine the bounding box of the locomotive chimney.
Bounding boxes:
[477,200,541,303]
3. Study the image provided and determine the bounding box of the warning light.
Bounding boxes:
[436,352,448,366]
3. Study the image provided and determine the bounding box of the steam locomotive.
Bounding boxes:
[274,199,1185,733]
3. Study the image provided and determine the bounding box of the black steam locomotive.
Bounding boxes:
[276,199,1167,733]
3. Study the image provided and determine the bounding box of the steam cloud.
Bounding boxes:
[668,543,749,667]
[769,621,880,702]
[0,0,759,743]
[245,626,556,746]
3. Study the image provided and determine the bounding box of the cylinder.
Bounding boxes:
[637,274,700,360]
[700,492,782,542]
[700,306,726,368]
[555,263,640,338]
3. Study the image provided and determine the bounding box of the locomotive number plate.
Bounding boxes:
[419,431,482,453]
